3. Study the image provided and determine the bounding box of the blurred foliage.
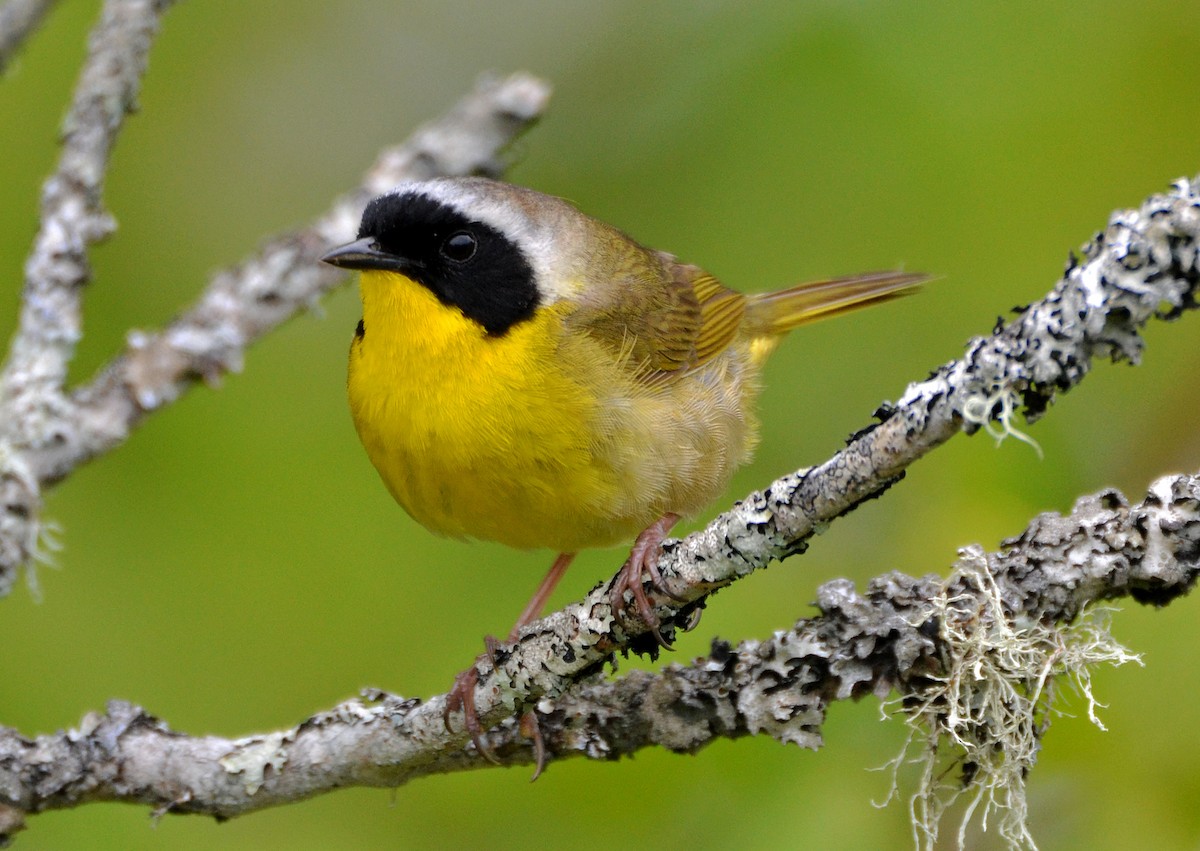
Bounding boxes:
[1,1,1198,848]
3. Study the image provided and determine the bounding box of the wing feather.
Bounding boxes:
[565,247,748,386]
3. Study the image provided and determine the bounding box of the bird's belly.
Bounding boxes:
[352,378,624,551]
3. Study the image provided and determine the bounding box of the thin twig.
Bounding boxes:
[0,0,175,592]
[6,0,170,395]
[0,0,57,73]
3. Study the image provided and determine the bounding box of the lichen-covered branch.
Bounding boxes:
[0,59,551,593]
[0,0,173,592]
[0,0,56,73]
[2,166,1197,833]
[6,0,171,418]
[2,1,1198,837]
[0,471,1193,837]
[448,175,1200,744]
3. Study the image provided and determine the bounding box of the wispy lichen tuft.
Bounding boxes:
[877,545,1140,850]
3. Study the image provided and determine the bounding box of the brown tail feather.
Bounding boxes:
[747,271,926,336]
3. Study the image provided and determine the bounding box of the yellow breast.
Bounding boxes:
[348,270,757,552]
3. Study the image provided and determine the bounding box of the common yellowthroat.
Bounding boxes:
[322,177,920,748]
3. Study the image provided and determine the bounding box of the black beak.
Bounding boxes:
[320,237,420,273]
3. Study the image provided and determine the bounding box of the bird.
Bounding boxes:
[321,176,921,762]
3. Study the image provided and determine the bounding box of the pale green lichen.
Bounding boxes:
[0,445,58,601]
[876,546,1140,850]
[218,733,291,795]
[961,386,1044,459]
[23,517,63,603]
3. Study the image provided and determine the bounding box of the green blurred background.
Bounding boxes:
[2,2,1198,848]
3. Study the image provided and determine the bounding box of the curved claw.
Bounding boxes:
[609,513,682,647]
[519,710,547,780]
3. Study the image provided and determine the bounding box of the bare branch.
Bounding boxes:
[0,0,56,73]
[0,0,175,592]
[0,71,551,594]
[0,470,1193,833]
[6,0,170,396]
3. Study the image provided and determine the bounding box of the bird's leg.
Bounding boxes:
[609,512,683,648]
[444,551,577,769]
[510,550,577,635]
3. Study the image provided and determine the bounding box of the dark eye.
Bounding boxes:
[441,231,477,263]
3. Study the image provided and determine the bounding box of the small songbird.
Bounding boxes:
[322,177,920,753]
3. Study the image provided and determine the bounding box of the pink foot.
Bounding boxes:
[609,513,682,647]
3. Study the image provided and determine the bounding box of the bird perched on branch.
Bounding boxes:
[322,177,921,764]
